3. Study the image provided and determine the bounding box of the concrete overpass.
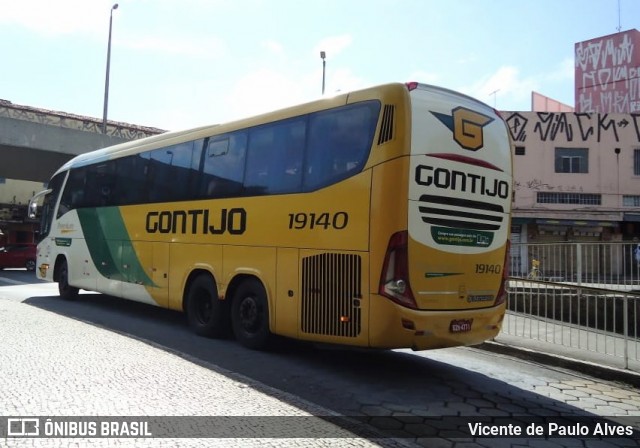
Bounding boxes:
[0,99,165,183]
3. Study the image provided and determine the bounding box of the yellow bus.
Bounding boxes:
[30,82,512,351]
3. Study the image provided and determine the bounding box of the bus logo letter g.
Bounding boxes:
[432,107,494,151]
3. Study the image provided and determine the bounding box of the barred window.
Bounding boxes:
[555,148,588,173]
[623,195,640,207]
[537,192,601,205]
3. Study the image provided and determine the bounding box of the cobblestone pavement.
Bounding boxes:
[0,298,397,448]
[1,291,639,448]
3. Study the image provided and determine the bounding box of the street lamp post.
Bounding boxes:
[490,89,500,109]
[320,51,326,95]
[102,3,119,134]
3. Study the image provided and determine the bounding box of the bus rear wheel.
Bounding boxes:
[186,274,228,338]
[231,278,271,350]
[58,259,79,301]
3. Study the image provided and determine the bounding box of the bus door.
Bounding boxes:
[274,248,299,339]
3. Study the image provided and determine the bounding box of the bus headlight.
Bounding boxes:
[39,263,49,277]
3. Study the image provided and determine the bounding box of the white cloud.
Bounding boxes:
[325,68,366,95]
[261,40,285,56]
[0,0,112,36]
[122,35,226,59]
[461,66,539,108]
[546,57,574,82]
[223,68,311,121]
[406,70,441,85]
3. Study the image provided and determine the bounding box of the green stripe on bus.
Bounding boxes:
[77,207,155,287]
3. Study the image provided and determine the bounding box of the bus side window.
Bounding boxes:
[304,117,334,190]
[270,119,305,193]
[145,141,200,203]
[201,132,246,198]
[164,140,200,201]
[115,154,149,205]
[245,119,304,195]
[304,102,379,191]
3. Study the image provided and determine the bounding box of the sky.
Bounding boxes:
[1,0,639,131]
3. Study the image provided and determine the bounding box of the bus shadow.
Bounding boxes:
[23,293,639,444]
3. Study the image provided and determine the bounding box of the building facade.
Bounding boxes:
[503,110,640,247]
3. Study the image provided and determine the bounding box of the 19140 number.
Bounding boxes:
[475,264,502,274]
[288,212,349,230]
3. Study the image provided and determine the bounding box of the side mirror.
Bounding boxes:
[28,188,52,220]
[28,201,38,220]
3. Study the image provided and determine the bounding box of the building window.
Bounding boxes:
[555,148,588,173]
[623,195,640,206]
[515,146,525,156]
[537,192,601,205]
[634,149,640,175]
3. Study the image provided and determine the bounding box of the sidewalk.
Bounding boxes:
[0,298,395,447]
[479,313,640,388]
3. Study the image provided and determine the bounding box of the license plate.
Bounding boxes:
[449,318,473,333]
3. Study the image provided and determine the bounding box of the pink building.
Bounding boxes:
[503,110,640,244]
[575,29,640,113]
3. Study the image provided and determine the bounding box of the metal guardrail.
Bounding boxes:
[510,241,640,287]
[504,242,640,371]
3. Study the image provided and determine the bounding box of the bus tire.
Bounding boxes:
[231,278,271,350]
[58,259,79,301]
[186,274,228,338]
[26,259,36,272]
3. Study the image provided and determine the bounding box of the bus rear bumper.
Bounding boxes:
[368,294,506,351]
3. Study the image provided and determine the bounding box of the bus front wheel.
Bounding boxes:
[57,259,79,301]
[186,274,228,338]
[231,278,271,350]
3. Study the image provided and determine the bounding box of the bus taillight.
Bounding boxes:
[494,239,510,306]
[379,231,417,309]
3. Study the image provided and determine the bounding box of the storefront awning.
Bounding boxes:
[535,219,617,227]
[513,210,622,223]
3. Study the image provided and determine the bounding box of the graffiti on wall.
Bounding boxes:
[575,30,640,113]
[515,179,585,192]
[504,111,640,143]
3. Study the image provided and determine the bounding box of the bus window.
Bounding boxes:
[201,132,246,198]
[115,154,150,205]
[245,118,305,195]
[304,101,379,191]
[138,140,203,203]
[85,163,115,207]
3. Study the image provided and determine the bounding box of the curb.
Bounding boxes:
[476,341,640,388]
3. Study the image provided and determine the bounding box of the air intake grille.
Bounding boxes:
[377,104,395,145]
[301,253,362,337]
[419,194,505,231]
